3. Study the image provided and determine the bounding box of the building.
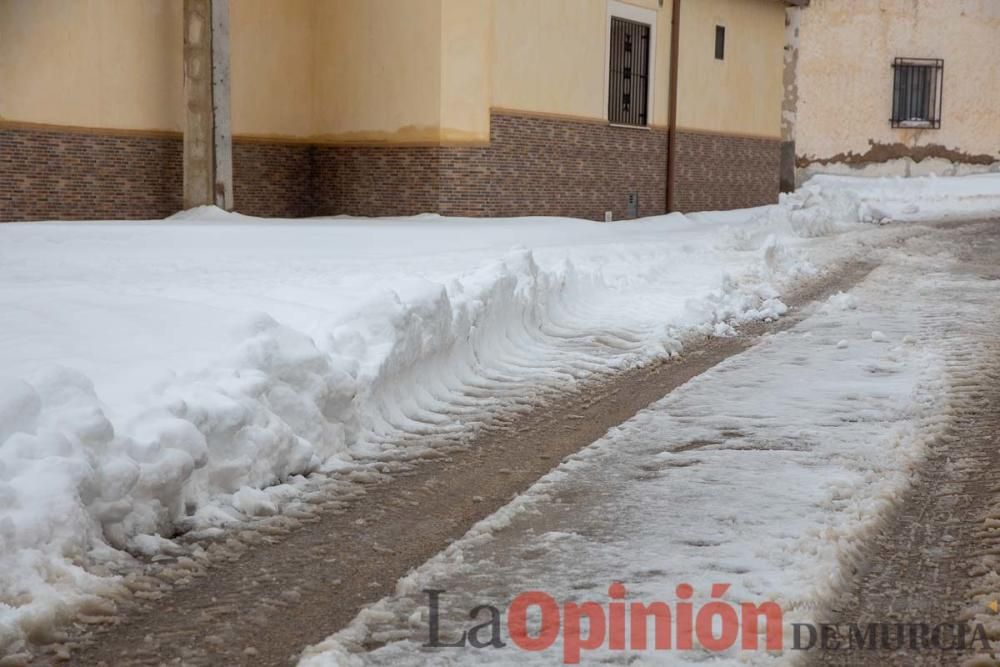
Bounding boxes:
[787,0,1000,185]
[0,0,798,222]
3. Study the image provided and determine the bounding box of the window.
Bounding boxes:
[608,16,650,126]
[715,25,726,60]
[891,58,944,129]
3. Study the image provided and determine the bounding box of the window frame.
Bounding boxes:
[603,0,658,128]
[890,57,944,129]
[715,25,726,61]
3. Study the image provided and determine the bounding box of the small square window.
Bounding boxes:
[891,58,943,129]
[715,25,725,60]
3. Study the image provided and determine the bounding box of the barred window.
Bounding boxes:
[608,16,650,126]
[891,58,944,129]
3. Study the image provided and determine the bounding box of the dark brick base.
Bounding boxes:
[314,112,669,221]
[487,113,667,220]
[0,127,317,222]
[233,141,315,218]
[0,127,183,222]
[2,117,778,222]
[670,130,781,212]
[312,146,444,218]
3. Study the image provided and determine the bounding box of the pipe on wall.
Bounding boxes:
[666,0,681,212]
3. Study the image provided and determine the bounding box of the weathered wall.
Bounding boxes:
[796,0,1000,177]
[780,5,802,192]
[676,0,785,138]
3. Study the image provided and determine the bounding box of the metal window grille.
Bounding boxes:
[891,58,944,129]
[608,16,650,127]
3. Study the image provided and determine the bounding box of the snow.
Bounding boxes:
[0,172,996,653]
[299,245,967,666]
[790,173,1000,224]
[798,156,1000,182]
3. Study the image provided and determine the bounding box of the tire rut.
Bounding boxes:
[31,261,881,667]
[805,221,1000,666]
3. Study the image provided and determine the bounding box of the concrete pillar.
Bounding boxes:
[212,0,233,210]
[183,0,232,210]
[780,6,802,193]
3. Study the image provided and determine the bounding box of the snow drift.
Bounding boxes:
[788,172,1000,224]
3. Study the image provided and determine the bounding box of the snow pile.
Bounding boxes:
[0,205,864,652]
[785,173,1000,225]
[0,174,955,654]
[300,254,953,666]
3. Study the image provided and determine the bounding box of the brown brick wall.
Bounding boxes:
[314,112,669,221]
[670,129,781,213]
[483,113,668,220]
[233,141,315,218]
[0,127,182,222]
[312,146,443,217]
[0,128,321,221]
[2,117,778,222]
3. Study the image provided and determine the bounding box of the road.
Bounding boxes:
[27,220,1000,666]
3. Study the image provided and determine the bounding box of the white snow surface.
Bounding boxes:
[793,172,1000,224]
[300,250,966,666]
[0,173,994,651]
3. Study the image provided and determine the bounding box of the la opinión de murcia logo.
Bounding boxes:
[422,584,998,664]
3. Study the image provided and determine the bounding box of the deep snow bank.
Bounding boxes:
[0,171,985,652]
[789,173,1000,224]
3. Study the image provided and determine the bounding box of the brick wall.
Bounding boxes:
[670,129,781,212]
[0,127,323,221]
[0,127,182,222]
[2,117,778,222]
[314,112,669,221]
[233,141,315,218]
[484,113,668,220]
[313,146,443,217]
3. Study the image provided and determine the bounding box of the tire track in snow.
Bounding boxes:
[43,263,881,667]
[805,221,1000,666]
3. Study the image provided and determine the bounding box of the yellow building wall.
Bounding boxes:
[676,0,784,138]
[1,0,784,142]
[440,0,491,144]
[491,0,672,127]
[230,0,315,139]
[796,0,1000,164]
[312,0,443,144]
[0,0,183,133]
[491,0,606,122]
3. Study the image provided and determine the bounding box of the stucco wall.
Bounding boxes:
[230,0,314,138]
[0,0,316,138]
[440,0,491,144]
[0,0,183,132]
[312,0,445,144]
[491,0,671,127]
[796,0,1000,169]
[2,0,786,142]
[676,0,785,139]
